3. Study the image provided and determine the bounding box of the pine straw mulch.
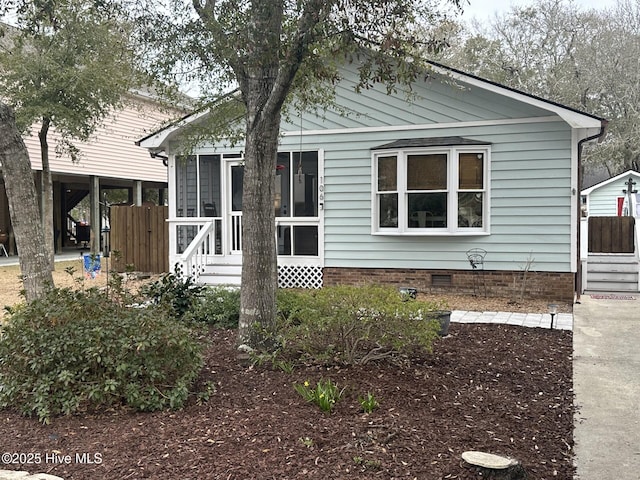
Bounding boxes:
[0,324,574,480]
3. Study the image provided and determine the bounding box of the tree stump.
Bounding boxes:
[461,451,527,480]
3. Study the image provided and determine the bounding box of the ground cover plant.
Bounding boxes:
[0,324,573,479]
[0,277,574,478]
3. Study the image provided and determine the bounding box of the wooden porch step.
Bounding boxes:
[586,254,639,293]
[587,254,638,265]
[588,263,639,274]
[586,281,638,292]
[199,264,241,286]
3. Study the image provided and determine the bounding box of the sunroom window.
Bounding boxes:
[173,150,321,257]
[275,151,320,256]
[372,139,490,234]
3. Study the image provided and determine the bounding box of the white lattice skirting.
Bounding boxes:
[278,265,323,289]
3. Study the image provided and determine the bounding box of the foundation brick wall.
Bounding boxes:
[322,267,575,302]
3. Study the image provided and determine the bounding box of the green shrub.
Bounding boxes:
[141,265,205,320]
[277,285,442,365]
[183,286,240,328]
[276,289,309,324]
[0,287,205,423]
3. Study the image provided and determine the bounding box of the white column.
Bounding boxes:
[89,175,100,253]
[133,180,143,206]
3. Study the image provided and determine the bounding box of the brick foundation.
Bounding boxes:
[322,267,575,302]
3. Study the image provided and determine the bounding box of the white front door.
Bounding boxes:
[227,162,244,256]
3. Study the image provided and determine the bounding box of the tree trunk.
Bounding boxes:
[0,103,54,302]
[236,110,281,353]
[230,0,320,355]
[39,117,56,271]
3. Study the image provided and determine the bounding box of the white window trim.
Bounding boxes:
[275,149,324,261]
[371,146,491,236]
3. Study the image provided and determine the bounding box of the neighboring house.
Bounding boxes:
[581,170,640,218]
[0,91,179,255]
[580,169,640,293]
[137,61,605,302]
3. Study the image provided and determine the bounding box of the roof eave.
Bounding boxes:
[136,108,211,150]
[135,88,242,151]
[428,62,606,130]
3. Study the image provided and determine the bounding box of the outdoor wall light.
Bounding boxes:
[547,304,558,330]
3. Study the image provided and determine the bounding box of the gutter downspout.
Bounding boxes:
[150,151,169,167]
[576,120,608,303]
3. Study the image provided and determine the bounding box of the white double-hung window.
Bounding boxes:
[372,138,490,235]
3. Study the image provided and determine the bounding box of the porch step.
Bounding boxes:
[586,254,639,293]
[587,254,638,265]
[199,264,241,286]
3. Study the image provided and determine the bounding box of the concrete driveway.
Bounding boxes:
[573,293,640,479]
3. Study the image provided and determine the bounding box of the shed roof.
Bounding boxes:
[581,169,640,195]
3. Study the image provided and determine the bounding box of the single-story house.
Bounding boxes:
[137,60,606,302]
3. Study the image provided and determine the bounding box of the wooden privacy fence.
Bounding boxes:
[110,205,169,273]
[588,216,636,253]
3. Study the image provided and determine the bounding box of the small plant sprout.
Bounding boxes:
[64,265,77,277]
[358,392,379,413]
[353,456,382,471]
[195,381,216,406]
[294,379,346,413]
[275,359,294,374]
[299,436,314,448]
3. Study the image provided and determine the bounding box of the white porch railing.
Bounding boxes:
[177,219,217,280]
[170,215,323,287]
[231,213,242,253]
[636,220,640,292]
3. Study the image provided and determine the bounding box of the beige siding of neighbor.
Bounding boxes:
[23,94,179,183]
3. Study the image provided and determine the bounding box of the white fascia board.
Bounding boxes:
[582,170,640,195]
[137,109,211,151]
[431,64,604,130]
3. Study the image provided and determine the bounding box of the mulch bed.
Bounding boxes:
[1,324,573,479]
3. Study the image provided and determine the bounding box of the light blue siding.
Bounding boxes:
[280,64,554,132]
[187,65,578,274]
[278,116,574,273]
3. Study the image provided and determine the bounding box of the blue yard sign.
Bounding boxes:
[83,254,101,279]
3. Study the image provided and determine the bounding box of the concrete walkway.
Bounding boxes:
[573,293,640,479]
[0,251,84,268]
[452,309,573,330]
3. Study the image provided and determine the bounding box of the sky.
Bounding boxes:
[460,0,620,21]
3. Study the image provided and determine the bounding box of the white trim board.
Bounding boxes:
[281,115,581,138]
[582,170,640,195]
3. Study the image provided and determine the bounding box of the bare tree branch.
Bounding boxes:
[192,0,244,80]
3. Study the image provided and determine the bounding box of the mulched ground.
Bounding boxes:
[1,324,573,479]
